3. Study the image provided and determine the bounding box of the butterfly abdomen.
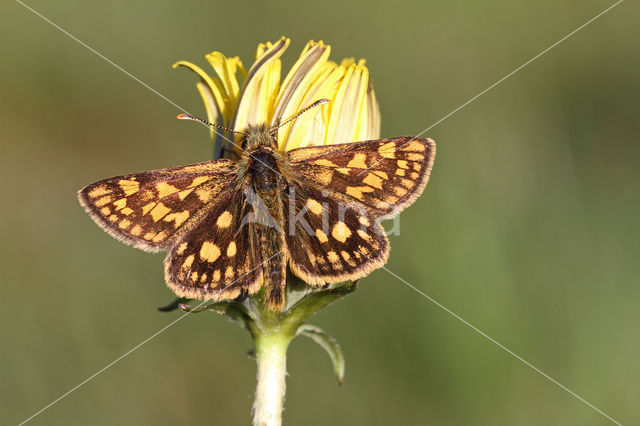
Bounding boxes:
[245,149,288,310]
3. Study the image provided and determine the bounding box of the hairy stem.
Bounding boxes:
[253,331,292,426]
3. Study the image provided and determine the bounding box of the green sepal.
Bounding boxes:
[296,324,346,385]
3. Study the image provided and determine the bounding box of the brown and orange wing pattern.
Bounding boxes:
[163,188,267,301]
[287,137,435,219]
[78,160,236,252]
[284,183,389,286]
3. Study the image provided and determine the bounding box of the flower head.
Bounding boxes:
[174,37,380,155]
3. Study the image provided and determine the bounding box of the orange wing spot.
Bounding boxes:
[410,172,419,180]
[413,162,421,171]
[118,179,139,196]
[373,171,389,180]
[313,159,338,167]
[100,207,111,216]
[407,153,425,161]
[394,186,408,197]
[397,160,409,169]
[224,266,234,282]
[359,216,370,226]
[130,225,142,236]
[176,242,188,255]
[196,189,212,203]
[108,214,118,222]
[353,250,362,260]
[142,202,156,215]
[143,231,156,240]
[164,210,190,227]
[212,270,221,282]
[327,251,340,264]
[216,211,233,228]
[401,179,413,189]
[396,168,406,176]
[346,153,368,169]
[189,176,212,187]
[190,271,199,282]
[149,203,171,222]
[88,186,111,198]
[121,207,134,216]
[341,251,356,267]
[152,231,167,243]
[112,198,127,211]
[378,141,396,159]
[363,173,384,189]
[336,168,351,175]
[332,221,352,243]
[95,196,113,207]
[400,140,427,152]
[226,241,237,257]
[357,229,372,242]
[346,186,375,200]
[315,229,329,243]
[200,273,208,283]
[156,182,179,198]
[118,219,131,230]
[306,199,323,215]
[359,245,370,255]
[181,254,195,270]
[200,241,221,262]
[177,188,194,200]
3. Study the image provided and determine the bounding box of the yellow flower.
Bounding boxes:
[174,37,380,155]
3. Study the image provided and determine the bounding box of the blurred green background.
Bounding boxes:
[2,0,638,425]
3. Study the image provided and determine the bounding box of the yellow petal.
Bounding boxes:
[281,61,346,151]
[232,37,289,145]
[205,52,242,109]
[173,60,230,123]
[195,80,220,141]
[324,63,369,145]
[271,40,331,150]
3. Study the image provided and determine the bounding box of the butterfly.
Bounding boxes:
[78,100,436,311]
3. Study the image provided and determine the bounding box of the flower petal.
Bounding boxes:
[324,62,369,145]
[271,40,331,150]
[173,60,230,124]
[232,37,289,141]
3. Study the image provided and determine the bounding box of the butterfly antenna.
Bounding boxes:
[177,113,246,135]
[273,99,330,130]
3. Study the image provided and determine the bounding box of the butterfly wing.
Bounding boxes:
[286,137,435,219]
[284,183,389,286]
[163,186,269,302]
[78,160,236,252]
[284,137,434,284]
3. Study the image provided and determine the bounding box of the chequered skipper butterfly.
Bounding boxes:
[78,100,435,311]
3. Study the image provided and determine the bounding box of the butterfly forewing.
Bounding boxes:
[78,160,236,252]
[287,137,435,219]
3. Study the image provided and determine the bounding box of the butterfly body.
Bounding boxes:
[79,125,436,311]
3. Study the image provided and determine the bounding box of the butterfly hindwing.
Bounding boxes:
[284,183,389,286]
[164,187,267,301]
[287,137,435,219]
[78,160,236,252]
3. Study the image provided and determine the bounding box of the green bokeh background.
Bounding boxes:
[2,1,638,425]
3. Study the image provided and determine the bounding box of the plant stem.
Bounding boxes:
[253,330,292,426]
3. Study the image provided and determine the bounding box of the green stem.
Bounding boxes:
[253,330,292,426]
